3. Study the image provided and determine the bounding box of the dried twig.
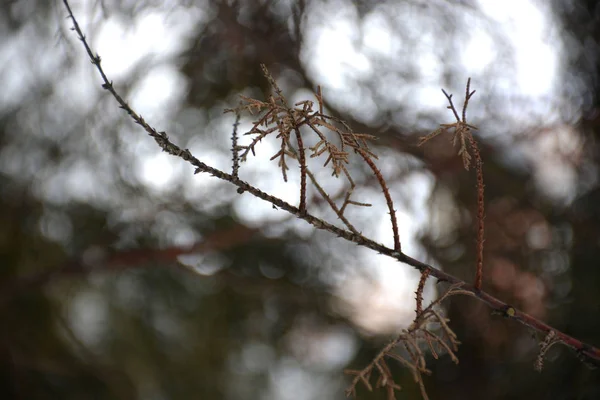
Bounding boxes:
[418,79,485,290]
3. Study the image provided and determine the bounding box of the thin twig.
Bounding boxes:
[415,268,430,316]
[355,148,401,252]
[231,105,241,178]
[470,135,485,290]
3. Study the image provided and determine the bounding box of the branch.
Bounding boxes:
[62,0,600,391]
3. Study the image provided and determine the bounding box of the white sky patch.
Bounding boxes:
[362,13,394,56]
[301,1,379,122]
[461,25,496,75]
[136,152,178,190]
[57,160,113,204]
[477,0,558,97]
[514,32,556,97]
[95,9,198,80]
[304,0,562,126]
[413,83,448,113]
[131,65,187,120]
[303,4,372,89]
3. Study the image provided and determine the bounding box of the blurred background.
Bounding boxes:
[1,0,600,399]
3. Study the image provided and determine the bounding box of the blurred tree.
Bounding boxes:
[1,0,600,399]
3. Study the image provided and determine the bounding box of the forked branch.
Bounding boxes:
[418,79,485,290]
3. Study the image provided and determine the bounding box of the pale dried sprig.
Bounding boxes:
[418,80,486,290]
[346,283,468,400]
[252,66,403,250]
[418,79,478,170]
[225,66,402,248]
[535,330,562,372]
[227,92,376,184]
